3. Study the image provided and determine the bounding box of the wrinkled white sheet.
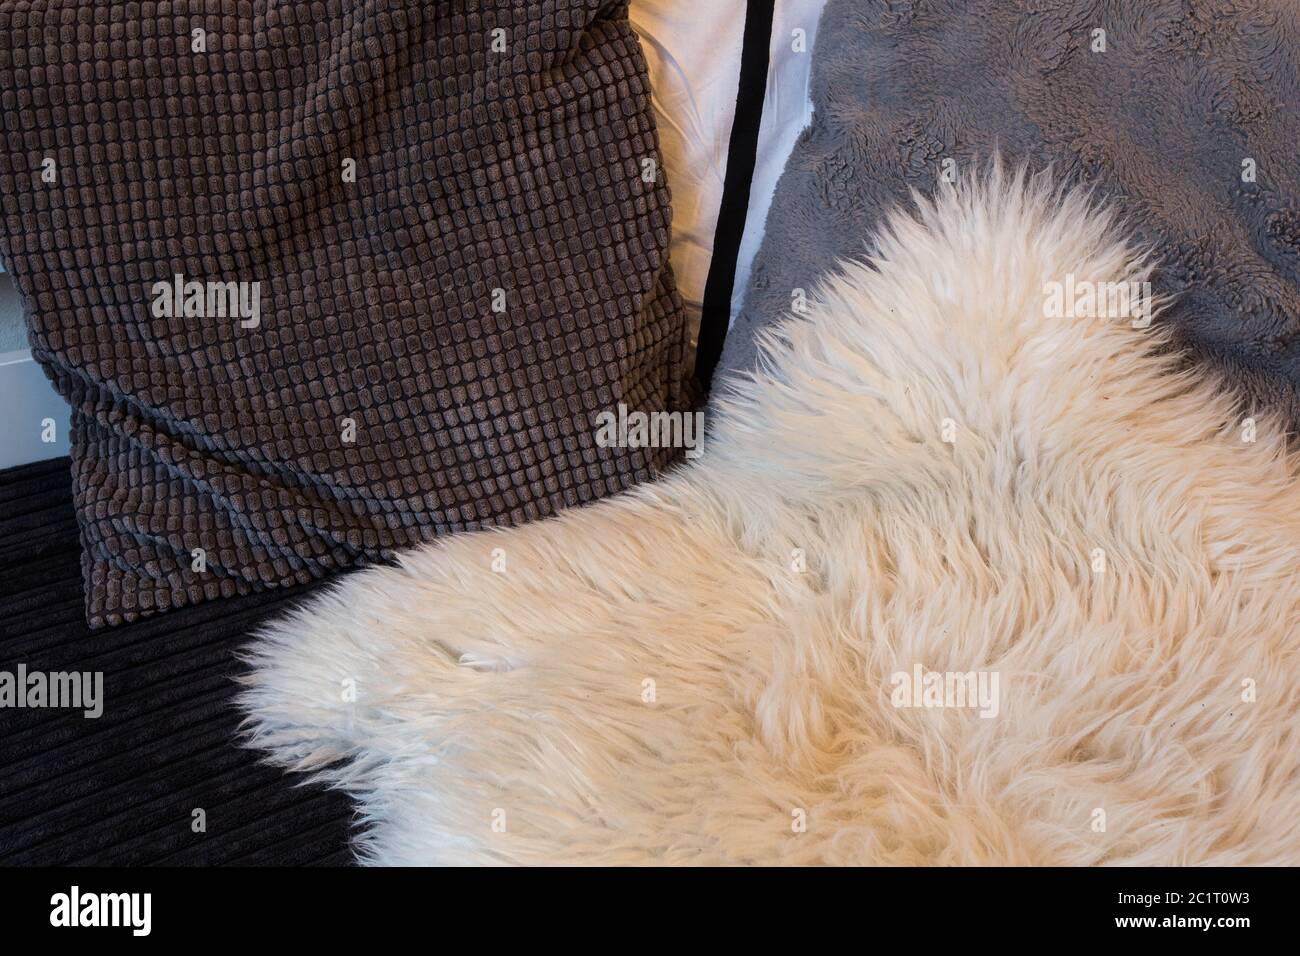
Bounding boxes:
[630,0,827,338]
[630,0,743,341]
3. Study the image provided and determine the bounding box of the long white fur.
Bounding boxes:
[239,168,1300,865]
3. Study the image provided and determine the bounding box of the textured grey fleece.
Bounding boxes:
[720,0,1300,428]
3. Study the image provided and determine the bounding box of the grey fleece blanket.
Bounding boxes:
[722,0,1300,427]
[0,0,690,628]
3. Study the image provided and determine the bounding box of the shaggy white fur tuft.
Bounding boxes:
[239,169,1300,865]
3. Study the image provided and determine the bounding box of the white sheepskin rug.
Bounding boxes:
[240,170,1300,865]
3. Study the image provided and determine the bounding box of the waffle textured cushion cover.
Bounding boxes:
[0,0,691,628]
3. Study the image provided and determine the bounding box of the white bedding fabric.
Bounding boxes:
[630,1,744,342]
[630,0,829,340]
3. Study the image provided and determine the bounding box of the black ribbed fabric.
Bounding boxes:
[0,457,353,865]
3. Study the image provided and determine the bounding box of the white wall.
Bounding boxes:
[0,264,71,469]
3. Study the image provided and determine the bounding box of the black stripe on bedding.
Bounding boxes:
[694,0,776,391]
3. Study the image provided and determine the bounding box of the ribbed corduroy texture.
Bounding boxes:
[0,458,353,865]
[0,0,691,628]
